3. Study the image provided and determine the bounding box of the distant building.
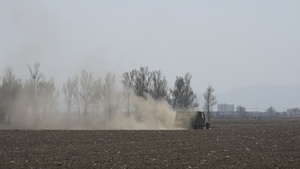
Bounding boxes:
[218,104,234,112]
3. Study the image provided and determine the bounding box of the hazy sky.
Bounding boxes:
[1,0,300,94]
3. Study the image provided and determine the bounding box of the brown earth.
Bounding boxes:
[1,119,300,168]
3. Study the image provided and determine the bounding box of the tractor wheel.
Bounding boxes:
[206,122,210,129]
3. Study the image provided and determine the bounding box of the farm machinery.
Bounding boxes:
[175,111,210,129]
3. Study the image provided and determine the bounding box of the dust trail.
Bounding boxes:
[4,98,176,130]
[0,82,177,130]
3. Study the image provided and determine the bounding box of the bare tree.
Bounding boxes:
[150,70,168,101]
[26,63,60,124]
[181,73,198,109]
[169,76,184,109]
[266,106,276,118]
[236,105,246,112]
[27,62,44,119]
[102,72,117,121]
[125,66,153,98]
[236,105,247,118]
[122,67,170,102]
[122,71,135,116]
[136,67,153,98]
[122,67,170,117]
[38,77,59,114]
[122,71,135,90]
[63,76,78,113]
[170,73,198,110]
[91,77,102,116]
[0,68,22,124]
[287,108,300,118]
[79,70,94,114]
[203,85,217,122]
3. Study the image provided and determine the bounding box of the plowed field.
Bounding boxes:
[1,119,300,168]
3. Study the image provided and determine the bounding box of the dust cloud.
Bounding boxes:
[0,1,179,130]
[1,87,177,130]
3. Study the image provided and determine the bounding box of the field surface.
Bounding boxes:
[1,119,300,168]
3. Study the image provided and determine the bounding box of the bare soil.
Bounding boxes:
[1,119,300,168]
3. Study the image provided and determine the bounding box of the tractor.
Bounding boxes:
[175,111,210,129]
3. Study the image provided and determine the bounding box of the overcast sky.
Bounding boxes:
[1,0,299,94]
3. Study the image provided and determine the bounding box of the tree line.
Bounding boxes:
[0,63,58,124]
[0,62,216,125]
[214,105,300,119]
